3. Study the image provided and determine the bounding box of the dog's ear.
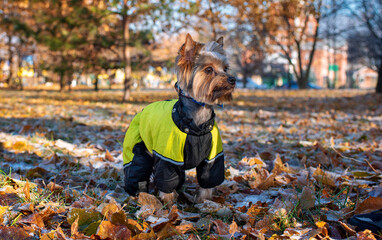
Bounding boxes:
[184,33,195,53]
[216,36,224,47]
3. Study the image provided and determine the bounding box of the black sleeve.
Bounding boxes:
[196,154,225,189]
[153,159,185,193]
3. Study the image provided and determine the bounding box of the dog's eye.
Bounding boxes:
[224,67,229,72]
[205,67,214,74]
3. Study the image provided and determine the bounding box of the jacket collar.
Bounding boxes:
[172,100,215,136]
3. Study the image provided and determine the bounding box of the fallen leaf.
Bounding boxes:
[102,201,121,220]
[132,229,156,240]
[229,220,239,236]
[357,229,377,240]
[22,181,31,202]
[71,217,79,237]
[299,186,315,210]
[213,219,230,235]
[156,223,177,239]
[312,167,337,187]
[18,213,45,228]
[138,192,163,211]
[175,222,194,234]
[47,182,64,192]
[0,226,30,240]
[67,208,103,232]
[105,149,115,162]
[0,206,8,223]
[355,197,382,214]
[96,220,131,240]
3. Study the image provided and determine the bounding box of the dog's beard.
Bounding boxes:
[190,73,234,105]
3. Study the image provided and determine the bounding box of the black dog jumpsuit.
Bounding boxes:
[123,99,225,195]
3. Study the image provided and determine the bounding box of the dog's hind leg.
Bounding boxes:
[159,191,178,207]
[196,187,213,203]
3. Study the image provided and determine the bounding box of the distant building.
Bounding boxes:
[310,43,348,88]
[352,67,378,89]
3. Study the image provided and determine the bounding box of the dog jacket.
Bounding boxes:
[123,99,225,195]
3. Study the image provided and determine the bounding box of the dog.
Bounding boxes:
[122,34,236,205]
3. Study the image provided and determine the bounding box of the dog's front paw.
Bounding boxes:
[159,191,178,207]
[196,188,213,203]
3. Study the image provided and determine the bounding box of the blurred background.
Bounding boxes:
[0,0,381,101]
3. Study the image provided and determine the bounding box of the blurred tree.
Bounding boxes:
[108,0,172,102]
[233,0,346,89]
[350,0,382,93]
[264,0,323,89]
[175,0,230,40]
[228,0,268,88]
[28,0,96,91]
[0,0,34,89]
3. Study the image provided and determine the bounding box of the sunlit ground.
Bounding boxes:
[0,89,381,239]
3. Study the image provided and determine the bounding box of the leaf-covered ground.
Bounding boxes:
[0,89,381,239]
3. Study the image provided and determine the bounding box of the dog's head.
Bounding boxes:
[175,34,236,105]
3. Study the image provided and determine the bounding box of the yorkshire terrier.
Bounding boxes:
[123,34,236,205]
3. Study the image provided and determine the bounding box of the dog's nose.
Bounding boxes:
[227,76,236,85]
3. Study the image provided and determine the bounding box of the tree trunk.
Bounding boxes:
[122,2,132,102]
[17,53,23,90]
[287,62,292,89]
[6,35,13,86]
[297,76,309,89]
[243,72,248,88]
[67,73,72,92]
[59,71,65,92]
[94,73,99,91]
[376,60,382,94]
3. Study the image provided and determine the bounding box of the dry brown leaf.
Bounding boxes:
[299,186,315,210]
[255,215,272,231]
[0,206,8,223]
[312,167,336,187]
[355,196,382,214]
[156,223,178,240]
[18,213,45,228]
[102,201,121,220]
[46,182,64,192]
[96,220,131,240]
[339,221,357,236]
[19,124,33,134]
[257,172,277,190]
[71,217,79,237]
[105,149,115,162]
[273,153,291,173]
[138,192,163,211]
[22,181,31,201]
[132,229,156,240]
[71,195,95,208]
[357,229,377,240]
[175,222,194,234]
[18,203,34,212]
[55,227,68,240]
[213,219,230,235]
[187,234,199,240]
[0,226,30,240]
[229,220,239,236]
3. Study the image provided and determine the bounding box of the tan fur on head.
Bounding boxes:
[175,34,235,105]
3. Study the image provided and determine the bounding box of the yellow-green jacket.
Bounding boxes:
[123,99,225,195]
